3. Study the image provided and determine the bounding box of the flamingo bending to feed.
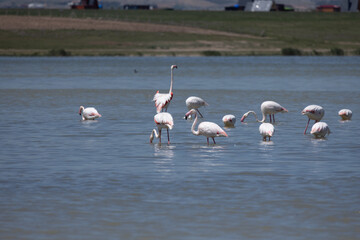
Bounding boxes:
[259,123,275,141]
[185,96,208,118]
[338,109,352,121]
[310,122,330,138]
[222,114,236,127]
[78,106,102,121]
[150,112,174,144]
[153,65,177,113]
[240,101,288,123]
[184,109,228,144]
[301,105,324,134]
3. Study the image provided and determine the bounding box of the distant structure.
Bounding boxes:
[316,4,341,12]
[28,3,45,9]
[225,0,294,12]
[70,0,102,9]
[123,4,157,10]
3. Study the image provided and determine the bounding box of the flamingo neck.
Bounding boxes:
[191,113,200,136]
[247,111,263,122]
[169,68,173,94]
[150,129,159,142]
[260,112,266,123]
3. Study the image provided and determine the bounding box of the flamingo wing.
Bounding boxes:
[186,96,208,109]
[153,92,173,113]
[154,112,174,129]
[198,122,228,137]
[259,123,274,137]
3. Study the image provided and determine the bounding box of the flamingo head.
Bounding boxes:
[281,107,288,113]
[79,106,84,115]
[171,65,177,70]
[240,112,250,122]
[149,133,154,143]
[184,109,197,120]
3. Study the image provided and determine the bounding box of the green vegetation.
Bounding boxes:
[1,9,360,56]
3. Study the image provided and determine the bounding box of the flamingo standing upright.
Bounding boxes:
[150,112,174,144]
[185,96,208,118]
[338,109,352,120]
[78,106,102,121]
[301,105,324,134]
[184,109,228,144]
[153,65,177,113]
[310,122,330,138]
[222,114,236,127]
[259,123,275,141]
[240,101,288,123]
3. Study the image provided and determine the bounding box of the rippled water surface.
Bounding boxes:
[0,57,359,239]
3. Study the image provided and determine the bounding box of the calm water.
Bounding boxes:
[0,56,359,240]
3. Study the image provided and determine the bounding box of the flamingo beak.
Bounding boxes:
[240,116,246,122]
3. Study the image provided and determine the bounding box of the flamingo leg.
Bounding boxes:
[269,136,271,141]
[304,118,310,134]
[273,114,275,123]
[196,109,204,118]
[212,137,216,144]
[269,115,272,123]
[159,129,162,144]
[263,136,266,141]
[167,128,170,144]
[207,137,209,145]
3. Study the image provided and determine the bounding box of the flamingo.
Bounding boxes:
[185,96,208,118]
[259,123,275,141]
[153,65,177,113]
[184,109,228,144]
[310,122,330,138]
[222,114,236,127]
[149,112,174,144]
[338,109,352,121]
[301,105,324,134]
[240,101,288,123]
[78,106,102,121]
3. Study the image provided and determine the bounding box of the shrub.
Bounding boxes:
[202,50,221,56]
[48,48,71,56]
[330,47,344,56]
[281,48,302,56]
[353,48,360,55]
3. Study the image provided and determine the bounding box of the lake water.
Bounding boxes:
[0,56,359,240]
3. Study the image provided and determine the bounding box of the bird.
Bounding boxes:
[153,65,177,113]
[78,106,102,121]
[222,114,236,127]
[185,96,208,118]
[184,109,228,144]
[338,109,352,121]
[259,123,275,141]
[149,112,174,144]
[310,122,331,138]
[240,101,288,123]
[301,105,324,134]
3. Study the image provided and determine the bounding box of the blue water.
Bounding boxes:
[0,56,359,239]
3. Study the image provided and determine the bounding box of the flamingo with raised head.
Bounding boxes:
[259,123,275,141]
[78,106,102,121]
[338,109,352,121]
[185,96,208,118]
[222,114,236,127]
[301,105,324,134]
[153,65,177,113]
[240,101,288,123]
[184,109,228,144]
[150,112,174,144]
[310,122,330,138]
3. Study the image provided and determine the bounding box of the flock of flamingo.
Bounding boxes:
[78,65,353,145]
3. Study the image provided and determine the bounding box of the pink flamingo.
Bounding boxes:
[259,123,275,141]
[310,122,330,138]
[240,101,288,123]
[185,96,208,118]
[78,106,102,121]
[338,109,352,120]
[150,112,174,144]
[184,109,228,144]
[301,105,324,134]
[222,114,236,127]
[153,65,177,113]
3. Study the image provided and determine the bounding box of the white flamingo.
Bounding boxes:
[185,96,208,118]
[301,105,324,134]
[184,109,228,144]
[222,114,236,127]
[338,109,352,120]
[153,65,177,113]
[240,101,288,123]
[150,112,174,144]
[259,123,275,141]
[78,106,102,121]
[310,122,330,138]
